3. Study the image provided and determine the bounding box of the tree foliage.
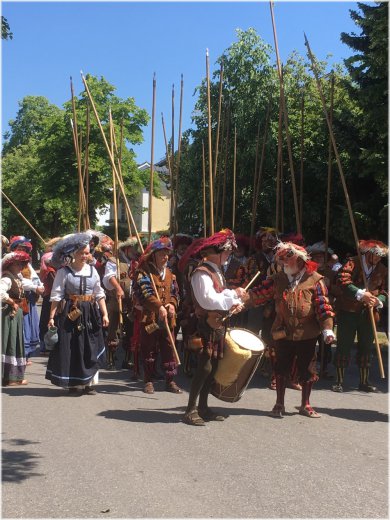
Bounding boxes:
[2,76,149,243]
[1,16,13,40]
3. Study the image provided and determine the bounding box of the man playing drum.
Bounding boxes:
[249,241,335,418]
[182,229,247,426]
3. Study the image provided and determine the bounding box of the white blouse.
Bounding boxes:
[50,264,105,302]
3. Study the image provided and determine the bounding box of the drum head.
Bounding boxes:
[228,328,264,352]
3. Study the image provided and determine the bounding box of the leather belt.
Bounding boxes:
[67,294,95,302]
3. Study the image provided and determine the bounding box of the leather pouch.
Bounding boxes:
[67,307,82,321]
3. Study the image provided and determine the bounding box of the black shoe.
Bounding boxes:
[83,386,97,395]
[358,383,378,393]
[331,383,343,393]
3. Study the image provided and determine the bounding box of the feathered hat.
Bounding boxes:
[118,236,138,250]
[359,240,388,257]
[178,237,207,273]
[280,232,306,246]
[198,228,237,255]
[172,233,193,250]
[2,251,31,269]
[306,241,334,255]
[9,235,32,252]
[254,227,278,250]
[94,234,115,253]
[51,232,92,268]
[138,236,173,266]
[274,241,310,263]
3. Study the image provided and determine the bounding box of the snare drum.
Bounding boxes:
[211,327,264,403]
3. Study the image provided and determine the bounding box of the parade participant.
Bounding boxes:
[182,229,247,426]
[94,235,114,283]
[46,233,108,394]
[133,236,181,394]
[249,241,335,418]
[177,237,206,377]
[1,235,9,256]
[1,251,31,386]
[9,236,44,362]
[306,241,341,377]
[332,240,388,393]
[103,236,139,370]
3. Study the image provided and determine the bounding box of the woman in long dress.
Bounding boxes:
[45,233,109,395]
[1,251,32,386]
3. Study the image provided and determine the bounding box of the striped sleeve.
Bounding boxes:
[249,278,275,307]
[314,278,335,329]
[133,270,161,313]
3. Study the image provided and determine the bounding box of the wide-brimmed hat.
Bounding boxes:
[118,236,138,250]
[359,240,388,257]
[275,241,310,263]
[199,228,237,255]
[51,232,92,268]
[2,251,31,269]
[306,241,334,256]
[138,236,173,266]
[9,235,32,252]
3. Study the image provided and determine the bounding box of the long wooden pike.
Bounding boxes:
[232,126,237,230]
[275,99,282,231]
[299,90,305,232]
[250,98,272,241]
[109,109,123,327]
[83,101,91,228]
[206,48,214,234]
[269,2,301,233]
[80,71,143,250]
[2,190,46,245]
[161,112,174,234]
[215,99,227,227]
[324,73,335,265]
[304,34,385,379]
[81,72,180,364]
[170,83,175,235]
[202,141,207,237]
[221,99,231,228]
[213,60,224,191]
[250,120,261,248]
[174,74,184,236]
[70,77,87,231]
[149,73,156,243]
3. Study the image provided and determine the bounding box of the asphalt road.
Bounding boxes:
[2,347,388,519]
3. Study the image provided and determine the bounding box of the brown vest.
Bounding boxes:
[336,257,388,313]
[2,271,24,301]
[139,266,177,324]
[272,270,331,341]
[106,258,132,296]
[191,262,228,328]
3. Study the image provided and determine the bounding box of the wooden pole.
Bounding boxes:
[269,2,301,233]
[202,141,207,237]
[170,83,175,235]
[324,73,335,266]
[83,102,91,229]
[109,109,123,326]
[232,126,237,230]
[2,190,47,245]
[213,60,224,192]
[149,73,156,243]
[215,99,226,228]
[221,100,231,228]
[250,120,261,247]
[206,48,214,234]
[275,99,283,231]
[299,91,305,233]
[162,113,174,233]
[80,71,143,251]
[251,100,272,241]
[304,34,385,379]
[175,74,184,236]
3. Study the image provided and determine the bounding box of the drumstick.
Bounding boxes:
[222,271,262,323]
[244,270,261,290]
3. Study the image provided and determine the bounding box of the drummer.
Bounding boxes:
[182,229,247,426]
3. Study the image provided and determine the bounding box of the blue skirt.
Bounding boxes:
[23,292,40,356]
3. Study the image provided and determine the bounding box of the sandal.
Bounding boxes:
[7,380,28,386]
[165,381,183,394]
[143,382,155,394]
[198,408,226,421]
[182,410,205,426]
[269,403,285,418]
[299,405,321,418]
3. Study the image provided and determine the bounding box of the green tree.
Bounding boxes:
[1,16,13,40]
[2,76,149,242]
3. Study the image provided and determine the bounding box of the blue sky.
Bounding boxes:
[2,1,368,163]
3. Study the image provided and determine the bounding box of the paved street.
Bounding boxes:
[2,347,388,519]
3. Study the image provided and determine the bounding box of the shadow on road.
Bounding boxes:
[2,438,43,483]
[2,387,65,398]
[315,407,388,422]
